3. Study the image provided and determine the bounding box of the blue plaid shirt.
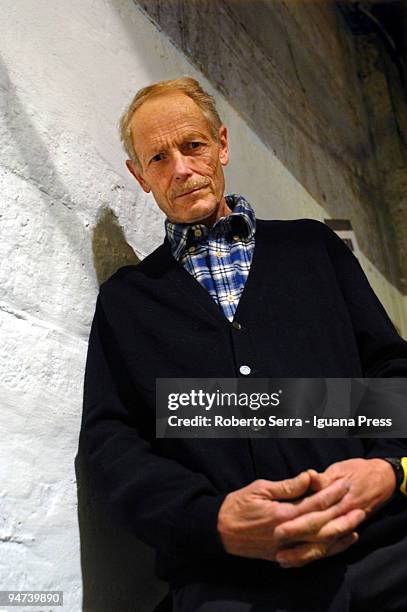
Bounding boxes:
[165,194,256,321]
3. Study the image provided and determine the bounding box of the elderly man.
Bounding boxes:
[80,77,407,611]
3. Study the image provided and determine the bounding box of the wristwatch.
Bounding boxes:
[381,457,407,498]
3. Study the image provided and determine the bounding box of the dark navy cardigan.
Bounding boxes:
[80,218,407,585]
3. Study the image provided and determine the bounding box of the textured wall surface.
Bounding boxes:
[136,0,407,296]
[1,1,406,611]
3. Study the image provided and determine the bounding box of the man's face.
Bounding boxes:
[126,93,229,225]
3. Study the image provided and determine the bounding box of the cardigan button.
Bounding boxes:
[239,365,251,376]
[232,321,242,330]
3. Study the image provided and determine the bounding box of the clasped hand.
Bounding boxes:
[217,458,396,568]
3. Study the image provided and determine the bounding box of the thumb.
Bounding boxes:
[307,468,323,491]
[269,471,311,501]
[308,468,332,491]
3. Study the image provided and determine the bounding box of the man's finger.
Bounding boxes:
[292,478,350,515]
[261,471,311,500]
[324,531,359,557]
[307,468,336,491]
[274,506,365,544]
[276,532,359,568]
[265,479,351,538]
[313,509,366,540]
[307,468,323,491]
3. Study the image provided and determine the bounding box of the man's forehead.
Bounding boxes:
[130,92,214,160]
[130,93,209,138]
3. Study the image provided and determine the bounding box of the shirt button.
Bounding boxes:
[215,251,224,258]
[194,228,202,237]
[232,321,242,330]
[227,294,235,302]
[239,365,251,375]
[232,234,240,241]
[188,246,196,253]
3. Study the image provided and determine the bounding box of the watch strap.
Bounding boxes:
[400,457,407,497]
[382,457,407,498]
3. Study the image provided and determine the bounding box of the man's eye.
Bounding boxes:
[151,153,163,162]
[188,142,202,149]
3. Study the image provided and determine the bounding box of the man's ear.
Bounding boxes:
[126,159,151,193]
[218,125,229,166]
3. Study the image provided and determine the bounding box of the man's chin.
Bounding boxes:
[176,197,219,225]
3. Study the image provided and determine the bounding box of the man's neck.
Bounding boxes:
[191,196,232,228]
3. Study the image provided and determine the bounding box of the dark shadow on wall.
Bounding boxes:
[75,213,172,611]
[75,446,171,612]
[92,207,141,286]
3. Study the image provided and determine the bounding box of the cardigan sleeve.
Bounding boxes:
[321,222,407,459]
[79,293,227,558]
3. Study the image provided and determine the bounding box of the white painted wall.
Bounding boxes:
[1,1,406,611]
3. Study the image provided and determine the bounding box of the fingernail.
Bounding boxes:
[276,554,288,564]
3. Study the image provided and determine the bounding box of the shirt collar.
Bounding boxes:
[165,194,256,261]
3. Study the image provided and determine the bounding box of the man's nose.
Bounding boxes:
[171,151,193,180]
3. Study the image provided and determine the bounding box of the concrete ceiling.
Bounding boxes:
[337,1,407,75]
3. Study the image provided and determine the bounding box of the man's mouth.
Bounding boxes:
[177,185,207,198]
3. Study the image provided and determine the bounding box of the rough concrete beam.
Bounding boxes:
[135,0,407,292]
